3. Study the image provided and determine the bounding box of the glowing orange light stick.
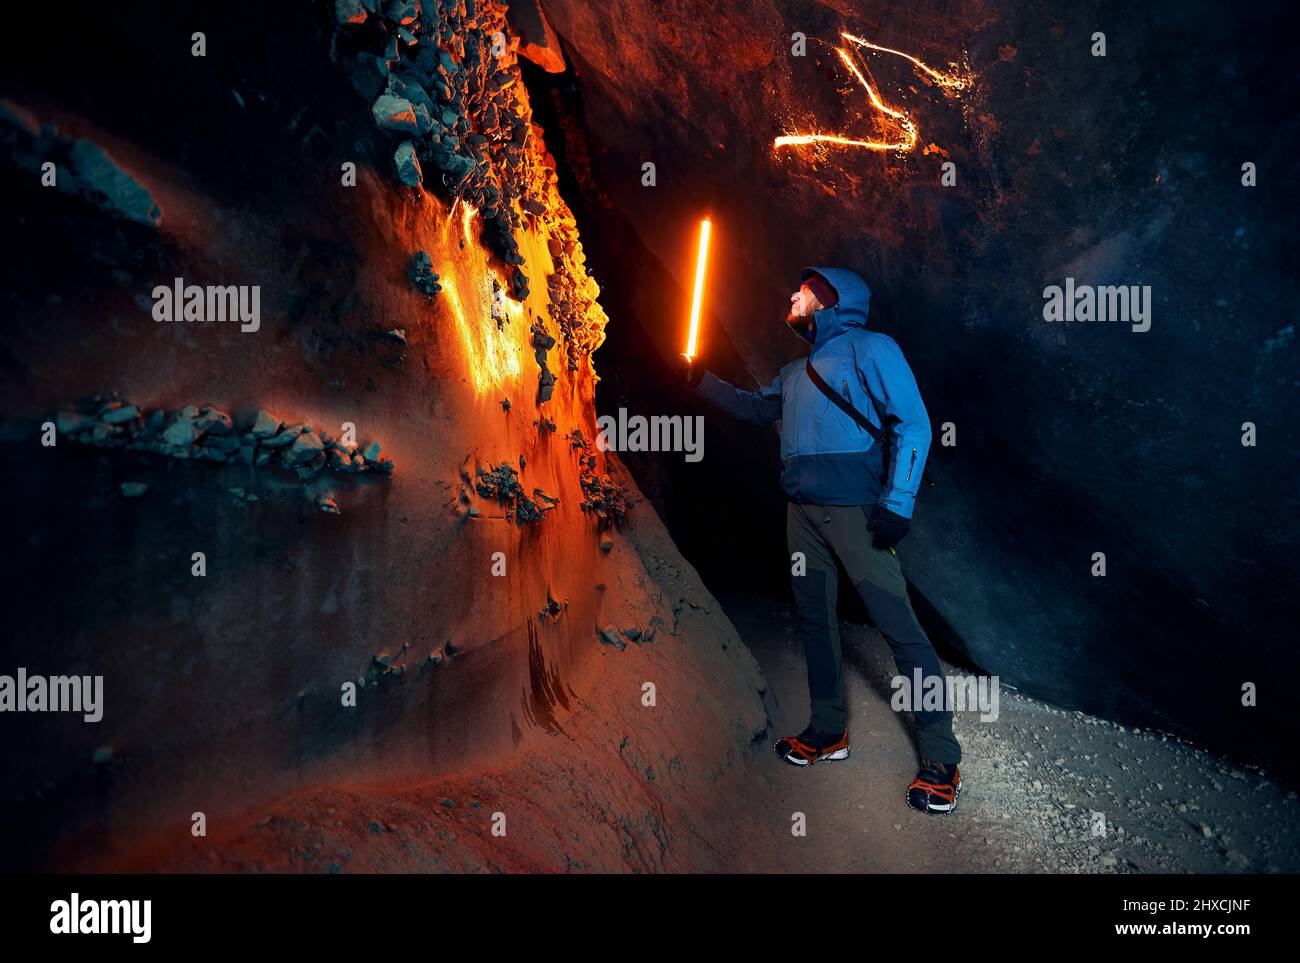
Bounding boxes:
[684,218,711,371]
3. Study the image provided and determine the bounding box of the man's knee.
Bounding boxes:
[852,577,926,643]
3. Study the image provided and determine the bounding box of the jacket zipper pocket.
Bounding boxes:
[841,380,867,435]
[905,447,917,482]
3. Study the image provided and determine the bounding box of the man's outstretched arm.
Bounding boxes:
[695,370,783,425]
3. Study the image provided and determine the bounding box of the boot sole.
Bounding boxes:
[778,746,851,767]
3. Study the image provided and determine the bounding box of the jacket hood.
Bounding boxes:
[794,266,871,345]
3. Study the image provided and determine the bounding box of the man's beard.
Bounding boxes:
[786,309,814,333]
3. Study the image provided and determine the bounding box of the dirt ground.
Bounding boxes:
[87,581,1299,875]
[722,591,1300,874]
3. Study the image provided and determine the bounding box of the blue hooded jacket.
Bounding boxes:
[696,267,932,518]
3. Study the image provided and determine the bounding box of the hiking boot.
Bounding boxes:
[906,758,962,814]
[774,726,850,766]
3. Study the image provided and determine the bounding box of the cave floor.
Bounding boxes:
[721,592,1300,875]
[80,588,1300,875]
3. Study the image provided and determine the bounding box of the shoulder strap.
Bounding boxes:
[805,357,887,444]
[806,356,939,489]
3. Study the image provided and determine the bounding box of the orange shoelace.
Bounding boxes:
[908,776,956,801]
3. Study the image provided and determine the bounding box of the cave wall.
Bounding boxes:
[537,0,1299,780]
[0,0,776,870]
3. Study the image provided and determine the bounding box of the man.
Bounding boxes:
[690,267,962,815]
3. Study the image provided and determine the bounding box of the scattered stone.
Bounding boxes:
[371,93,420,134]
[318,494,340,514]
[568,430,631,525]
[537,365,556,403]
[195,407,233,434]
[335,0,368,25]
[532,325,556,356]
[385,0,419,24]
[599,626,626,651]
[251,409,281,437]
[287,432,325,465]
[56,411,95,434]
[68,139,162,226]
[261,429,298,450]
[394,140,423,186]
[119,482,148,497]
[475,462,553,525]
[101,405,138,425]
[409,250,441,295]
[161,417,198,447]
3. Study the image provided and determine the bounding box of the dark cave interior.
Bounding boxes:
[0,0,1297,874]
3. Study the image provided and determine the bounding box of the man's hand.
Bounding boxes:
[674,353,697,384]
[868,504,910,549]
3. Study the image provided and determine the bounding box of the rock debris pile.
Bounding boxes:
[408,250,441,295]
[566,428,631,526]
[473,460,557,524]
[331,0,607,383]
[54,393,395,480]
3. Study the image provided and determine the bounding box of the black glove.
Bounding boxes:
[868,504,910,549]
[674,353,698,384]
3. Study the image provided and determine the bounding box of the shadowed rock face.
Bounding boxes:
[0,0,777,871]
[537,0,1300,782]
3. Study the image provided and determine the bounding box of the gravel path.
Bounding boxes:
[722,592,1300,874]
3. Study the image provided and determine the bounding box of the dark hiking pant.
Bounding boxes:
[787,502,961,765]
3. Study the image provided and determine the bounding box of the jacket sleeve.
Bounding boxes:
[860,337,931,519]
[695,370,783,426]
